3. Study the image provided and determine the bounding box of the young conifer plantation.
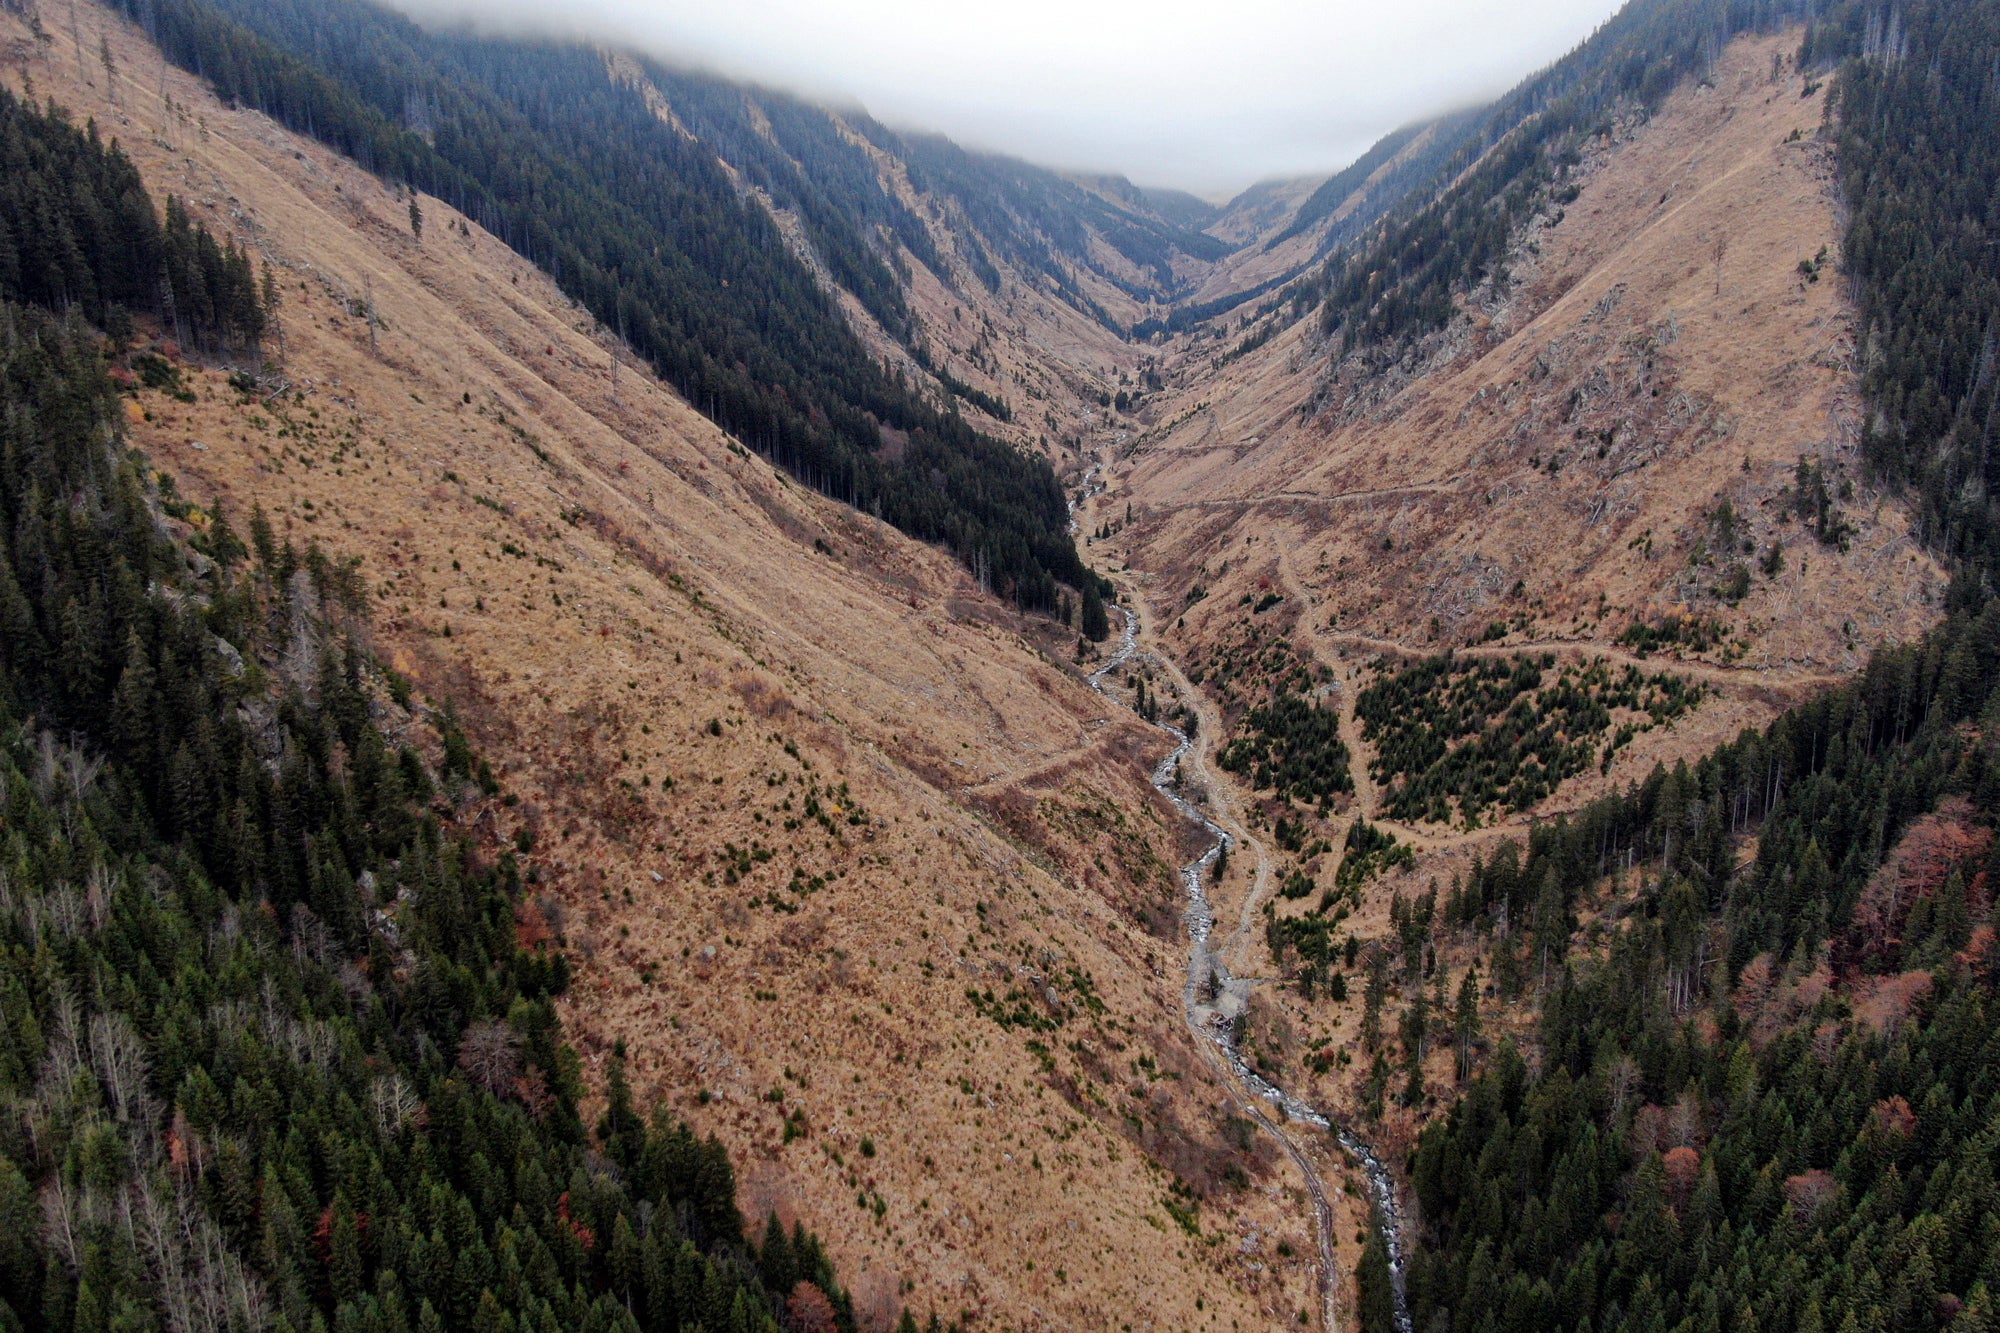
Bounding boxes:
[0,97,860,1333]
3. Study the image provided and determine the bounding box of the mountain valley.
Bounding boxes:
[0,0,1996,1330]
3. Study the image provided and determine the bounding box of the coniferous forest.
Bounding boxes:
[0,96,853,1333]
[0,88,263,352]
[1386,6,2000,1330]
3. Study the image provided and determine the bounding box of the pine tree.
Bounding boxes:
[1080,579,1109,641]
[1357,1215,1397,1333]
[1453,966,1481,1082]
[1934,870,1972,956]
[1362,952,1388,1052]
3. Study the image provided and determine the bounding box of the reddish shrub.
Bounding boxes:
[1844,805,1991,972]
[787,1281,838,1333]
[555,1191,597,1251]
[1870,1095,1917,1139]
[515,900,554,951]
[1663,1146,1701,1209]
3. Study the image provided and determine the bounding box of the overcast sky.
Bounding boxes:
[391,0,1628,196]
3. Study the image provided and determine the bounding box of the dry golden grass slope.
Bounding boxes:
[3,11,1949,1328]
[1072,29,1945,1156]
[0,5,1354,1328]
[1121,28,1940,733]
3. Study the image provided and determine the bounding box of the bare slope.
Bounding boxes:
[0,4,1341,1327]
[1128,29,1938,697]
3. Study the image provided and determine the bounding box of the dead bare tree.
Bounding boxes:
[371,1072,422,1137]
[132,1172,268,1333]
[458,1018,524,1096]
[89,1010,152,1126]
[40,1176,82,1269]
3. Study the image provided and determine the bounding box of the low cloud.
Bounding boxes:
[390,0,1624,194]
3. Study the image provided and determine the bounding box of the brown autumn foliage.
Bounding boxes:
[1843,801,1991,972]
[786,1282,838,1333]
[1847,970,1935,1037]
[1662,1146,1701,1210]
[1732,952,1834,1047]
[1869,1095,1917,1140]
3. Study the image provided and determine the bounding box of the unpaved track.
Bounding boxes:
[1312,629,1845,695]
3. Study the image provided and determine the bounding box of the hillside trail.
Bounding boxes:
[1173,480,1457,511]
[1334,664,1382,821]
[1071,515,1413,1331]
[1272,545,1383,814]
[1257,542,1844,868]
[1265,540,1841,695]
[1314,629,1846,694]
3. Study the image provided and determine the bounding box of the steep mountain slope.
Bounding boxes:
[112,0,1099,614]
[1074,21,1948,1210]
[1076,5,2000,1330]
[1393,7,2000,1326]
[5,0,1988,1327]
[630,74,1184,457]
[1181,109,1490,311]
[1126,26,1937,727]
[1206,176,1324,247]
[1138,186,1224,233]
[116,0,1266,469]
[0,3,1351,1328]
[106,0,1487,515]
[0,78,858,1333]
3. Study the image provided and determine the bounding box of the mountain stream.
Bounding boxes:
[1083,602,1413,1333]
